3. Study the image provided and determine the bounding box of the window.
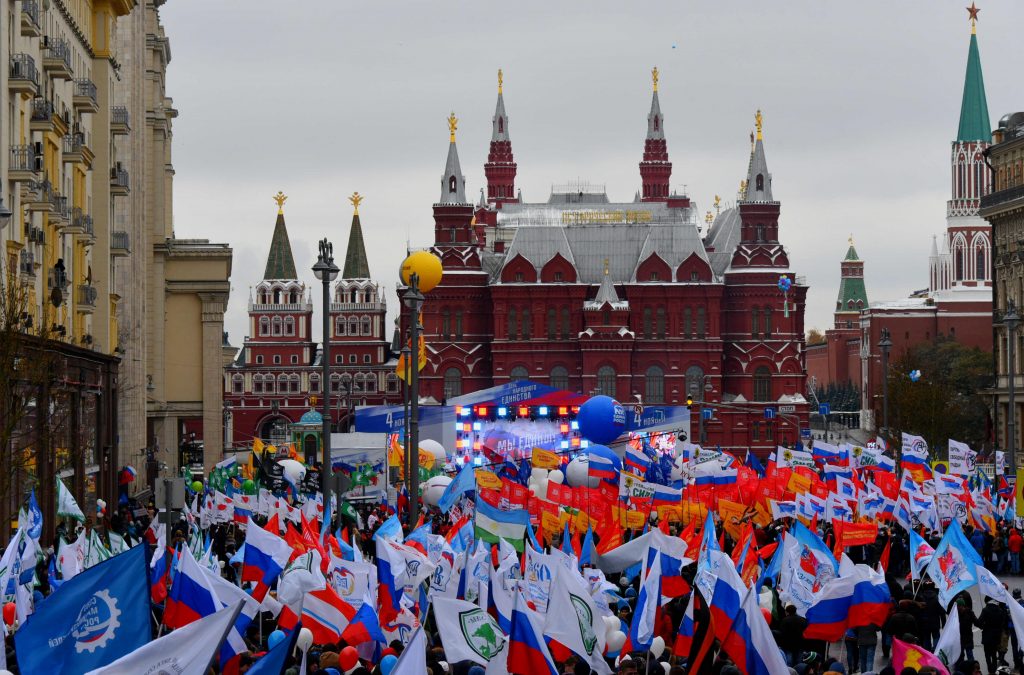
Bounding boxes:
[508,308,517,340]
[291,355,298,364]
[753,366,771,402]
[763,307,773,337]
[444,368,463,397]
[336,317,346,336]
[498,117,504,133]
[515,272,524,282]
[755,225,766,242]
[365,375,376,392]
[352,374,364,393]
[455,311,463,340]
[272,316,282,336]
[361,316,371,336]
[656,307,666,339]
[330,375,342,393]
[561,307,571,339]
[955,245,965,281]
[310,375,321,393]
[756,174,764,191]
[596,366,616,397]
[256,355,264,364]
[752,307,760,337]
[450,227,457,243]
[336,355,342,364]
[363,354,371,363]
[696,307,706,337]
[683,307,692,337]
[449,176,457,193]
[510,366,529,382]
[645,365,664,403]
[291,375,300,393]
[441,310,451,340]
[265,377,276,394]
[752,423,760,442]
[690,271,699,282]
[603,308,611,326]
[349,354,356,364]
[643,307,653,339]
[273,355,281,365]
[650,271,660,282]
[232,376,243,394]
[387,374,399,393]
[685,365,705,402]
[547,309,556,340]
[521,308,531,339]
[341,374,352,393]
[554,271,563,282]
[259,317,270,336]
[976,245,986,280]
[253,377,263,393]
[284,317,294,336]
[550,366,569,391]
[348,317,358,335]
[766,423,774,441]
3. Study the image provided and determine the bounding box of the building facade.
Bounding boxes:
[224,195,401,463]
[981,112,1024,456]
[806,240,867,392]
[417,71,810,455]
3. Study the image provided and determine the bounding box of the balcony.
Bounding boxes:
[9,54,39,95]
[74,213,95,245]
[9,145,40,182]
[63,133,86,164]
[50,193,69,225]
[65,207,86,234]
[19,251,36,278]
[111,231,130,257]
[73,79,98,113]
[110,167,130,196]
[20,0,41,37]
[23,179,52,213]
[42,38,73,79]
[29,98,54,133]
[110,106,130,135]
[77,284,97,312]
[981,184,1024,214]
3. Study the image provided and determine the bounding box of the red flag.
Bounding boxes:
[878,535,891,573]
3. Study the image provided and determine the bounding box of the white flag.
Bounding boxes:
[934,601,960,668]
[544,566,612,674]
[433,596,506,667]
[948,439,977,475]
[392,625,428,675]
[56,478,84,521]
[85,602,242,675]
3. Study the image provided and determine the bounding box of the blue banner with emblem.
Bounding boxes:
[15,544,150,674]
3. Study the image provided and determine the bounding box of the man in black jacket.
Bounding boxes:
[778,604,808,667]
[978,597,1009,675]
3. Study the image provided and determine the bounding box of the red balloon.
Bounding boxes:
[3,601,16,625]
[760,607,772,625]
[339,646,359,671]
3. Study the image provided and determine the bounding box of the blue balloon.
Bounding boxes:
[380,654,399,675]
[577,396,626,445]
[267,629,286,650]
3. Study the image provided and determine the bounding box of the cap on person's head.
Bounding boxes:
[1014,589,1022,598]
[956,597,966,607]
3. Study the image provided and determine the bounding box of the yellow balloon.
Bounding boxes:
[400,251,443,292]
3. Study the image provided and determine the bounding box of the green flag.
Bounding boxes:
[55,478,85,522]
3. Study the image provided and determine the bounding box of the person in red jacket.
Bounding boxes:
[1008,528,1023,575]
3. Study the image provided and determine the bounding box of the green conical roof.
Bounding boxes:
[957,32,991,142]
[263,212,298,280]
[342,212,370,279]
[844,244,860,261]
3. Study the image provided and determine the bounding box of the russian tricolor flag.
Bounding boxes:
[694,462,738,487]
[823,464,853,482]
[375,538,406,624]
[241,517,292,601]
[673,591,696,656]
[586,444,621,483]
[651,484,682,506]
[804,565,891,641]
[508,589,558,675]
[339,602,386,646]
[623,446,652,477]
[163,547,219,629]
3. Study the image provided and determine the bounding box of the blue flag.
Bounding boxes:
[925,519,984,608]
[16,545,150,674]
[438,463,476,513]
[745,450,765,478]
[247,620,300,674]
[373,514,404,542]
[25,489,43,541]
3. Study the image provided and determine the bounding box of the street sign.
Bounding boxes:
[701,408,713,420]
[800,428,811,438]
[633,404,644,417]
[155,477,186,510]
[818,403,831,416]
[764,407,777,420]
[779,404,795,414]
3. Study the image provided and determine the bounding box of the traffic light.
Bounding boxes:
[686,394,694,407]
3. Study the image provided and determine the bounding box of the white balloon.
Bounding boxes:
[603,614,620,633]
[533,468,550,482]
[536,479,549,499]
[419,439,447,465]
[606,630,626,652]
[548,470,564,485]
[421,475,453,507]
[278,459,307,486]
[295,627,314,653]
[650,635,666,659]
[566,455,599,488]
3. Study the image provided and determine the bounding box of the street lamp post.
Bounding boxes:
[878,327,892,444]
[402,276,425,530]
[1005,302,1020,476]
[312,239,339,499]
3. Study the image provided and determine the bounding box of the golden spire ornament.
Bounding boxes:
[349,192,363,215]
[498,68,503,94]
[849,234,854,247]
[273,191,287,214]
[714,194,722,215]
[755,109,763,141]
[705,211,714,226]
[448,111,458,143]
[651,66,659,92]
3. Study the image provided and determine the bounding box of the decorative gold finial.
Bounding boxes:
[849,233,854,247]
[714,194,722,214]
[739,179,748,197]
[273,191,287,214]
[705,211,714,225]
[349,192,363,215]
[447,111,458,143]
[755,109,763,141]
[967,3,980,33]
[651,66,659,92]
[603,258,610,275]
[498,68,503,94]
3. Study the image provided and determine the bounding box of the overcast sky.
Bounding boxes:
[160,1,1024,346]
